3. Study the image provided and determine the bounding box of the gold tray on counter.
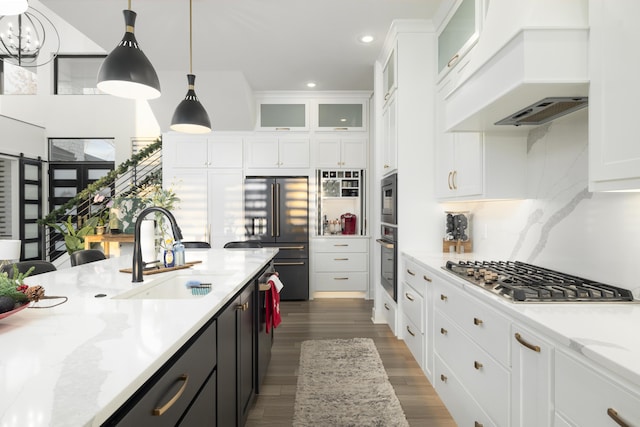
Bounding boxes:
[119,260,202,275]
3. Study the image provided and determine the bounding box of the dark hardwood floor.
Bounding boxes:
[246,298,455,426]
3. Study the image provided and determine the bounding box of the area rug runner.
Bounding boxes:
[293,337,409,427]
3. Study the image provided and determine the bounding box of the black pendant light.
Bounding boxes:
[97,0,161,100]
[170,0,211,133]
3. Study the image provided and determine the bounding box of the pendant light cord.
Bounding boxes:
[189,0,193,74]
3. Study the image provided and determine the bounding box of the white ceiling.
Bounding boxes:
[41,0,449,92]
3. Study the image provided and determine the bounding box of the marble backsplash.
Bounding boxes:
[441,108,640,295]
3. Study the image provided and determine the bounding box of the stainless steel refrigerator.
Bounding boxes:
[244,176,309,300]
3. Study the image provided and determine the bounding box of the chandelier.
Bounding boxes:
[0,7,59,67]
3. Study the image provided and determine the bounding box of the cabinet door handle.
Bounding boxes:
[277,245,305,250]
[440,327,448,335]
[152,374,189,416]
[334,244,349,247]
[607,408,631,427]
[440,374,447,383]
[447,171,453,190]
[275,127,290,131]
[274,261,305,266]
[406,269,416,276]
[236,302,249,311]
[384,164,390,169]
[474,361,483,370]
[514,333,541,353]
[473,317,483,326]
[384,303,390,311]
[447,53,460,68]
[406,325,415,337]
[405,292,415,302]
[452,170,458,190]
[333,277,349,280]
[423,275,432,282]
[440,294,448,301]
[334,127,348,131]
[334,257,349,261]
[384,92,390,101]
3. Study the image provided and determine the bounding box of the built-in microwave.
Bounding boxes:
[381,173,397,225]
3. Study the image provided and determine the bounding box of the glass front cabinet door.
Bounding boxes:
[314,101,367,131]
[257,102,309,131]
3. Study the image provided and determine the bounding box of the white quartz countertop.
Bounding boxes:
[0,248,278,427]
[403,250,640,391]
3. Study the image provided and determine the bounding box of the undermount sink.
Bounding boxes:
[113,271,234,300]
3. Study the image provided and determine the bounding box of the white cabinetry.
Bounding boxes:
[588,0,640,191]
[314,137,367,168]
[437,0,481,81]
[382,49,396,105]
[162,134,244,247]
[312,237,368,293]
[555,350,640,427]
[381,95,397,173]
[244,137,310,169]
[433,277,511,427]
[314,101,367,132]
[511,323,554,427]
[256,100,308,131]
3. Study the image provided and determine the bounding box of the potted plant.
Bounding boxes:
[48,216,99,254]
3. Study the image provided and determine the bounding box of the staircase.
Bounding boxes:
[39,138,163,263]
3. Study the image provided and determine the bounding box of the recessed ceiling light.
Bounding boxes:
[360,35,374,44]
[306,82,316,88]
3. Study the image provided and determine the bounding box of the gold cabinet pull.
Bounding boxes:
[384,303,390,311]
[440,294,448,301]
[406,326,415,337]
[440,327,448,335]
[384,92,390,101]
[333,127,348,131]
[333,244,349,247]
[384,164,390,169]
[277,245,305,250]
[236,302,249,311]
[607,408,630,427]
[334,258,349,261]
[452,170,458,190]
[474,422,484,427]
[406,269,416,276]
[473,317,483,326]
[423,275,432,282]
[405,292,415,302]
[333,277,349,280]
[474,361,483,370]
[447,171,453,190]
[275,127,291,131]
[440,374,447,383]
[274,261,305,266]
[514,333,541,353]
[447,53,460,68]
[153,374,189,416]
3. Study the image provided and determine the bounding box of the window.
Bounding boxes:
[54,55,106,95]
[0,60,37,94]
[49,138,115,162]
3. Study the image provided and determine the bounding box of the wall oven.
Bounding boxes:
[381,173,397,225]
[376,225,397,301]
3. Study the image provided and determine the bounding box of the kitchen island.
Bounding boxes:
[0,247,277,427]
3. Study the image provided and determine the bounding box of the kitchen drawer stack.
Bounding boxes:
[400,257,433,379]
[433,277,510,427]
[312,238,368,292]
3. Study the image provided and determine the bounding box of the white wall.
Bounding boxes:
[441,108,640,295]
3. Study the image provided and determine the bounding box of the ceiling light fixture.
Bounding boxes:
[97,0,161,100]
[0,0,28,16]
[360,35,374,44]
[0,6,60,67]
[170,0,211,133]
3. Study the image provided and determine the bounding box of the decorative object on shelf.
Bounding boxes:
[92,192,112,235]
[443,210,472,253]
[170,0,211,133]
[0,265,68,319]
[0,240,21,269]
[0,5,60,67]
[97,0,161,100]
[0,0,27,16]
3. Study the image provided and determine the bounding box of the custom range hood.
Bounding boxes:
[444,27,589,132]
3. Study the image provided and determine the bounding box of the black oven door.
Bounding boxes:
[381,173,397,225]
[376,237,397,302]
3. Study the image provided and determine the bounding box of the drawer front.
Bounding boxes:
[314,272,368,291]
[380,291,397,335]
[555,350,640,427]
[314,252,367,272]
[403,258,433,297]
[115,320,217,426]
[434,279,510,365]
[434,354,497,427]
[401,314,424,369]
[400,282,424,333]
[435,311,510,427]
[314,238,368,252]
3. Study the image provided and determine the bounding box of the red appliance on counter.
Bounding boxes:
[341,213,357,235]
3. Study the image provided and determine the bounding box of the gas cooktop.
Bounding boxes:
[444,260,636,303]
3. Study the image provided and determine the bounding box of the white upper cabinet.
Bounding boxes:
[588,0,640,191]
[437,0,481,82]
[381,94,397,173]
[163,134,243,169]
[382,49,397,105]
[256,100,309,131]
[244,137,310,169]
[314,101,367,132]
[314,137,367,169]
